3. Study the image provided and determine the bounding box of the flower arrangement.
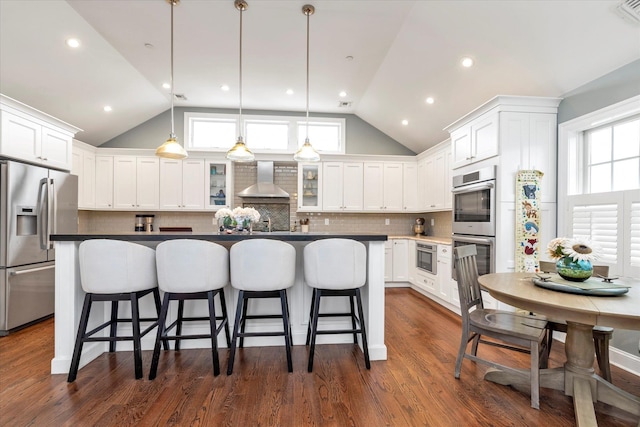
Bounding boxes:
[214,207,261,230]
[546,237,599,262]
[546,237,600,282]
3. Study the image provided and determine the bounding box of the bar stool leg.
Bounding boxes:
[239,294,249,348]
[349,294,358,344]
[355,288,371,369]
[149,292,171,380]
[283,289,293,345]
[280,290,293,373]
[109,301,118,352]
[227,290,245,375]
[68,293,93,382]
[219,289,231,347]
[207,290,221,376]
[307,289,322,372]
[306,288,316,346]
[152,288,169,351]
[175,300,185,351]
[130,292,143,379]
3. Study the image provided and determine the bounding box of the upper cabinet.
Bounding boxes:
[298,163,321,212]
[205,160,232,210]
[322,162,363,211]
[416,142,452,212]
[0,95,80,171]
[113,156,159,210]
[159,158,205,210]
[450,112,499,169]
[94,156,114,209]
[402,163,419,211]
[71,141,95,209]
[363,162,403,211]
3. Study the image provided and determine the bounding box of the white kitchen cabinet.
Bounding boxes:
[450,111,499,169]
[160,158,205,210]
[363,162,403,211]
[94,156,114,209]
[73,146,95,209]
[322,162,363,211]
[436,245,459,309]
[205,161,232,210]
[424,151,445,210]
[384,241,393,282]
[403,163,419,211]
[414,269,437,294]
[392,239,409,281]
[443,146,453,209]
[0,109,76,171]
[298,163,321,211]
[407,239,417,283]
[113,156,159,209]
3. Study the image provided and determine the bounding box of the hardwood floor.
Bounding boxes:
[1,288,639,426]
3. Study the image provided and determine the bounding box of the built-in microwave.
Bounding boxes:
[416,243,437,274]
[451,235,495,281]
[452,166,496,237]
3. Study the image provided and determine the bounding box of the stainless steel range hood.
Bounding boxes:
[237,161,289,198]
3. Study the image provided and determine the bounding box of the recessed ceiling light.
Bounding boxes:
[66,38,80,48]
[402,119,409,126]
[426,97,435,104]
[103,106,112,112]
[221,84,230,91]
[162,83,171,89]
[286,89,294,95]
[461,57,474,68]
[345,56,354,61]
[339,91,347,98]
[144,43,154,49]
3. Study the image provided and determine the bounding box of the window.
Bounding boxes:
[585,116,640,194]
[559,95,640,277]
[184,112,345,154]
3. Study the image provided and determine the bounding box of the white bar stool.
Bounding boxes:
[68,240,166,382]
[227,239,296,375]
[149,240,231,379]
[303,238,370,372]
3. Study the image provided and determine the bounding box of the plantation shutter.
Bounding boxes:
[624,190,640,278]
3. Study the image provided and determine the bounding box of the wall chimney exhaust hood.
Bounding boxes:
[237,161,290,198]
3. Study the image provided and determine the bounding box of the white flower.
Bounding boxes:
[546,237,569,260]
[564,238,599,262]
[214,208,233,220]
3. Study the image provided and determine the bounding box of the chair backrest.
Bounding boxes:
[539,260,609,277]
[453,245,484,326]
[79,239,157,294]
[230,239,296,291]
[303,238,367,290]
[156,239,229,293]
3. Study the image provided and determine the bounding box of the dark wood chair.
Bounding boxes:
[454,245,549,409]
[539,261,613,382]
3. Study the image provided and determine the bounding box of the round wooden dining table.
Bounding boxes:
[477,272,640,426]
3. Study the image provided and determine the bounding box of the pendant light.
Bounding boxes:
[156,0,188,159]
[226,0,255,162]
[294,4,320,162]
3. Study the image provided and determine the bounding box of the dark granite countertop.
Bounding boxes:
[51,231,388,242]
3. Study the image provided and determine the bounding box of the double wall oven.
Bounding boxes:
[451,166,496,280]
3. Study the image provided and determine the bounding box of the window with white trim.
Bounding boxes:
[184,112,345,154]
[559,96,640,278]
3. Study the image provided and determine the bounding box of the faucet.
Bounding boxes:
[263,217,272,232]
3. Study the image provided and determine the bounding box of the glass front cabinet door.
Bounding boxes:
[205,160,232,210]
[297,163,321,211]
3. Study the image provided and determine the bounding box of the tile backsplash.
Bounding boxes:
[78,161,453,238]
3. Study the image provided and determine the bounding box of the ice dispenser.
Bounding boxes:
[16,206,37,236]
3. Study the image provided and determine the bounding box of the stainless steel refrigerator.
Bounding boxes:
[0,160,78,335]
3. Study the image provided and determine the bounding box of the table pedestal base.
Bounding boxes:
[483,322,640,426]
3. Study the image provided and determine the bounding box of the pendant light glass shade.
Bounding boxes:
[226,0,255,162]
[156,0,187,160]
[294,4,320,162]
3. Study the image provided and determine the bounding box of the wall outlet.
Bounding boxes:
[385,218,390,225]
[431,218,435,226]
[325,218,330,225]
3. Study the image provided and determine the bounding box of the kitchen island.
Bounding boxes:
[49,232,387,374]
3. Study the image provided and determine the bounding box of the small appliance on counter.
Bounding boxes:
[135,214,155,232]
[413,218,426,236]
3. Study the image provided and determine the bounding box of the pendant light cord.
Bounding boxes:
[238,3,244,139]
[170,1,175,138]
[305,9,310,141]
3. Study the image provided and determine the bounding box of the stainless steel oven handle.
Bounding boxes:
[452,235,495,245]
[9,265,55,276]
[451,181,494,194]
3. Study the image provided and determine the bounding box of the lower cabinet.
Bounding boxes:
[409,243,460,314]
[385,239,411,287]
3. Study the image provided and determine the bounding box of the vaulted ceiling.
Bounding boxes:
[1,0,639,153]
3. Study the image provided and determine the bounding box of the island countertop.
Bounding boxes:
[51,231,388,242]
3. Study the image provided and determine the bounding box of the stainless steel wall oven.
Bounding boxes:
[452,166,496,237]
[451,235,495,281]
[416,243,437,275]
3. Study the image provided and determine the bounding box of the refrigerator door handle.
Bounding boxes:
[9,265,55,276]
[49,178,56,249]
[37,177,48,250]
